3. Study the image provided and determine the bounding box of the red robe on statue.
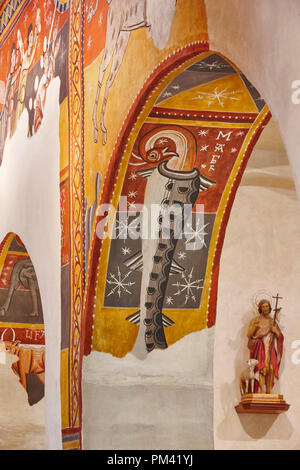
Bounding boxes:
[249,327,284,393]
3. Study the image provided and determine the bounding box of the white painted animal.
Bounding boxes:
[92,0,177,144]
[240,358,259,395]
[87,0,98,23]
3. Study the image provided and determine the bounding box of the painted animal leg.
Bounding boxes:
[0,283,16,316]
[0,265,22,316]
[87,0,98,23]
[99,30,130,146]
[92,7,123,143]
[28,278,39,317]
[92,50,114,143]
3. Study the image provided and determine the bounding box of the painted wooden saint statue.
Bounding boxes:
[247,297,284,394]
[236,294,289,414]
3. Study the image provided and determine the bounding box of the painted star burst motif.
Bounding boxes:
[172,268,203,304]
[129,172,138,181]
[106,266,135,298]
[184,221,210,248]
[157,138,169,145]
[195,59,229,71]
[192,87,242,108]
[121,246,131,256]
[128,201,137,210]
[115,216,140,242]
[128,190,138,199]
[87,36,93,49]
[177,251,186,260]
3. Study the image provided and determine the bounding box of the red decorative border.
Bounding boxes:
[150,107,258,124]
[82,48,272,357]
[64,0,84,449]
[206,110,272,327]
[0,326,45,344]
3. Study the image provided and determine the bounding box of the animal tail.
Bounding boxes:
[126,310,175,327]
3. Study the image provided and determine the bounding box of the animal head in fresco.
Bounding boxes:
[138,125,197,171]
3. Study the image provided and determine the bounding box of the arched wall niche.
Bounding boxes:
[83,49,271,359]
[203,1,300,448]
[205,0,300,200]
[81,49,272,449]
[214,117,300,449]
[0,232,46,449]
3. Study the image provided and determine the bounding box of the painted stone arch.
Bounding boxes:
[82,50,271,359]
[0,232,45,406]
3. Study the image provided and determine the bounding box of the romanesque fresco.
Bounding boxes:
[0,0,71,448]
[0,0,68,164]
[82,0,210,359]
[0,0,272,450]
[84,51,271,359]
[0,233,45,406]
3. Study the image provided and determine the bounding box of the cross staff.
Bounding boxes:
[272,293,283,325]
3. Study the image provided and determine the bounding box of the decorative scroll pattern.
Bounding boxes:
[67,0,83,442]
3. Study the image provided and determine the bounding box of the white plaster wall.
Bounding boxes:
[82,326,215,449]
[0,353,45,449]
[214,122,300,449]
[205,0,300,200]
[204,0,300,450]
[0,78,62,449]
